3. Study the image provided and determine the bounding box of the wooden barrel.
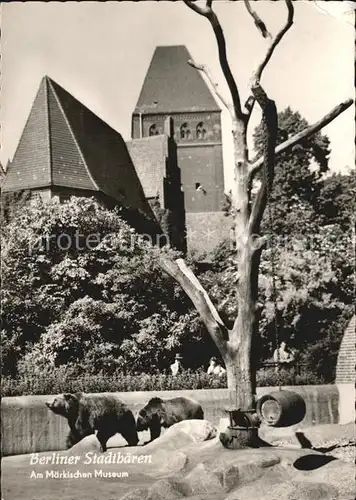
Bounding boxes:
[256,390,306,427]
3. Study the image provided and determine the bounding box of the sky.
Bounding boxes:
[0,1,354,191]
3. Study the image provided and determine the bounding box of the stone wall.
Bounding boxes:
[335,315,355,384]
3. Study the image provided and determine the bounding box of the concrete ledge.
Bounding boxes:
[336,383,355,424]
[1,384,354,456]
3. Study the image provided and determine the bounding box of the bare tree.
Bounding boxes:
[160,0,352,442]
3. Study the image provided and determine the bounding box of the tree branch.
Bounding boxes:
[254,0,294,82]
[249,98,354,179]
[183,0,211,16]
[159,256,229,351]
[188,58,234,117]
[183,0,244,120]
[244,0,294,119]
[248,79,278,234]
[244,0,272,39]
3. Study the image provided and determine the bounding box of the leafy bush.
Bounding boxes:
[256,367,322,387]
[1,366,326,397]
[1,197,202,376]
[200,224,354,372]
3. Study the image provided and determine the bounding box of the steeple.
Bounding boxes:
[134,45,220,114]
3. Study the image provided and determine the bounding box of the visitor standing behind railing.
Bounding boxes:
[170,353,183,377]
[207,357,226,377]
[273,341,296,372]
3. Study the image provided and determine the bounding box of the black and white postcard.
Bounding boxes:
[1,1,355,499]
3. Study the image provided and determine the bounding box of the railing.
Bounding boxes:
[258,361,309,387]
[261,360,307,376]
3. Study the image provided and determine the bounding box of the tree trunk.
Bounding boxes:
[222,109,258,410]
[226,238,261,410]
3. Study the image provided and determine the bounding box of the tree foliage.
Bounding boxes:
[1,189,32,227]
[253,107,331,234]
[314,171,355,229]
[200,220,353,382]
[198,106,354,381]
[1,197,201,376]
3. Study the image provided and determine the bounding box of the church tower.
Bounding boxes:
[132,45,230,253]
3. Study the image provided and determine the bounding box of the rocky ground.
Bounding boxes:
[259,421,355,464]
[2,420,355,500]
[324,439,355,463]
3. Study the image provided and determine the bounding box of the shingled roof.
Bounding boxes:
[134,45,220,114]
[3,76,154,219]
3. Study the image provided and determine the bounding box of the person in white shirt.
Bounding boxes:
[273,341,295,371]
[207,357,226,377]
[170,354,183,376]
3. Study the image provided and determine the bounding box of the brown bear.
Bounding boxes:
[46,393,139,452]
[136,396,204,442]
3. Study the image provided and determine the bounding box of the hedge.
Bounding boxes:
[1,367,323,397]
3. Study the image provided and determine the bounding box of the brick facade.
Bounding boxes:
[178,142,224,213]
[132,45,228,254]
[132,112,227,252]
[132,112,225,213]
[335,315,355,384]
[132,111,222,144]
[126,132,186,251]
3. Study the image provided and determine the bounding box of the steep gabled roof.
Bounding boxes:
[3,76,154,219]
[134,45,220,114]
[2,78,52,191]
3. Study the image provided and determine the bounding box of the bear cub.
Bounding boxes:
[136,396,204,442]
[46,392,139,452]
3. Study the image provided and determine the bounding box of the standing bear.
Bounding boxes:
[136,396,204,442]
[46,393,139,452]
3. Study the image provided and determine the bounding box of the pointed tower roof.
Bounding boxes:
[134,46,220,114]
[3,76,153,218]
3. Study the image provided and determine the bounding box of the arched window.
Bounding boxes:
[180,123,191,140]
[149,124,159,136]
[196,122,207,140]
